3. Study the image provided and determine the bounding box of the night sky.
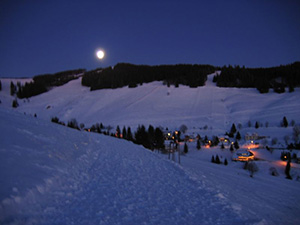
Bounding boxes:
[1,0,300,78]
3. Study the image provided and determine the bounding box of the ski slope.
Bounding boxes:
[0,108,246,224]
[1,74,299,134]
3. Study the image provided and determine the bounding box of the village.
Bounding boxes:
[161,123,300,180]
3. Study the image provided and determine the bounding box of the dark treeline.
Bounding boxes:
[51,116,165,151]
[82,63,216,90]
[214,62,300,93]
[17,69,85,98]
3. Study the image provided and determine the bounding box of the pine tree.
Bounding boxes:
[221,143,225,149]
[255,121,259,129]
[135,125,149,148]
[154,127,164,149]
[148,125,155,148]
[234,140,240,149]
[224,158,228,165]
[0,80,2,91]
[10,82,16,96]
[67,118,79,130]
[122,126,127,139]
[283,116,288,128]
[230,123,237,134]
[184,142,188,154]
[236,131,241,140]
[230,144,234,152]
[215,155,221,164]
[196,139,201,150]
[127,127,133,141]
[285,160,292,179]
[211,155,215,163]
[116,125,121,138]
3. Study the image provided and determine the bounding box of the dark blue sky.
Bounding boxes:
[1,0,300,77]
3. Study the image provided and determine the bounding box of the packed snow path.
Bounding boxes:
[0,109,245,224]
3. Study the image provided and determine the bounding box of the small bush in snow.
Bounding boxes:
[180,124,188,134]
[269,167,279,176]
[271,138,278,146]
[243,161,249,170]
[248,120,252,127]
[12,99,19,108]
[247,162,259,178]
[290,120,295,127]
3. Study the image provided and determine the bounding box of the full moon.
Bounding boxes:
[96,50,105,59]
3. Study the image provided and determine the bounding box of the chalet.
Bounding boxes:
[219,136,230,145]
[232,150,255,161]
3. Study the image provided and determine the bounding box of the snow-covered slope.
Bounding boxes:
[1,74,299,134]
[0,108,247,224]
[1,74,300,224]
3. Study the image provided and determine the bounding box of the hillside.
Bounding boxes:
[1,74,300,224]
[1,73,299,135]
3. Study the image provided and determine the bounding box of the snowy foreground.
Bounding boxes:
[0,109,300,224]
[0,108,247,225]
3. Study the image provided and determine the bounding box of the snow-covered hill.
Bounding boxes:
[1,74,299,134]
[0,108,247,224]
[1,74,300,224]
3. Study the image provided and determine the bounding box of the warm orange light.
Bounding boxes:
[242,143,259,149]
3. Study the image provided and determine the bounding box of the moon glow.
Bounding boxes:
[96,50,105,59]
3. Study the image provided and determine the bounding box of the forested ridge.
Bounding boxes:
[14,69,85,98]
[214,62,300,93]
[7,62,300,100]
[81,63,216,90]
